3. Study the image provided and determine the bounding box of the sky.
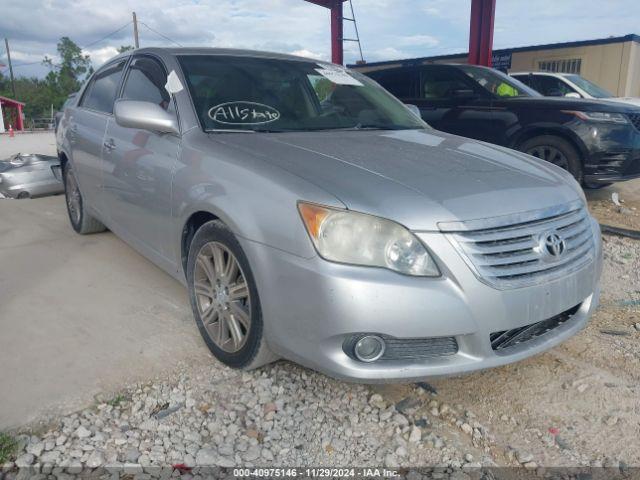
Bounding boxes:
[1,0,640,79]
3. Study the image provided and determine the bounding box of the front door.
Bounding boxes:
[413,66,498,143]
[101,55,180,264]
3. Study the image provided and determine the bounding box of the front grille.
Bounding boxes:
[381,336,458,360]
[627,113,640,131]
[441,202,595,289]
[343,335,458,361]
[490,304,580,352]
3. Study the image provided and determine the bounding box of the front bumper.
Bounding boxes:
[241,218,602,382]
[582,122,640,184]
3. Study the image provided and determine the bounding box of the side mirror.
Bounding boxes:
[405,104,421,118]
[114,100,179,135]
[565,92,581,99]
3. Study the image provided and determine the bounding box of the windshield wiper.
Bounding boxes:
[341,124,422,131]
[205,128,256,134]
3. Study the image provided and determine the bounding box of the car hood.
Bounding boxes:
[211,128,582,231]
[603,97,640,108]
[498,96,640,113]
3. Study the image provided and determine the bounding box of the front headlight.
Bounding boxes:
[298,202,440,277]
[566,111,629,124]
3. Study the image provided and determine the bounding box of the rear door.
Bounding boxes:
[70,60,126,213]
[101,55,180,263]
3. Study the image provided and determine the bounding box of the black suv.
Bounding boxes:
[361,63,640,186]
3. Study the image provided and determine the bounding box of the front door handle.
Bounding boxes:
[68,125,78,144]
[103,138,116,152]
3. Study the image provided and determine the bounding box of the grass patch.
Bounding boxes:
[107,394,127,407]
[0,433,18,464]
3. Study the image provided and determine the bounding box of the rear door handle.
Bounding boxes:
[103,138,116,152]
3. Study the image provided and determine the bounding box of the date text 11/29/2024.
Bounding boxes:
[233,467,400,477]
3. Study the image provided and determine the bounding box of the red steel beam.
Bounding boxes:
[468,0,496,66]
[330,1,344,64]
[303,0,348,65]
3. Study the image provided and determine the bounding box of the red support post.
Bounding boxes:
[303,0,346,65]
[468,0,496,67]
[16,104,24,131]
[330,0,344,65]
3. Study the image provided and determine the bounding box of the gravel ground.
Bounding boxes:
[1,136,639,477]
[2,235,639,479]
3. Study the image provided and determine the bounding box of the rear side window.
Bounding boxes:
[80,61,125,114]
[512,74,534,88]
[121,56,171,111]
[370,69,418,99]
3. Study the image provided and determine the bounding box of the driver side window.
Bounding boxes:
[535,76,577,97]
[420,68,473,100]
[121,56,174,112]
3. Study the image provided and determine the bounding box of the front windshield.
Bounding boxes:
[565,74,613,98]
[458,65,541,98]
[178,55,427,132]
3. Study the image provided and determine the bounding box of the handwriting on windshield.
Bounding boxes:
[208,102,281,125]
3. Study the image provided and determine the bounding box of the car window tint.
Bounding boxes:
[81,62,125,114]
[122,57,171,111]
[534,76,575,96]
[512,75,534,88]
[420,68,472,99]
[372,70,418,99]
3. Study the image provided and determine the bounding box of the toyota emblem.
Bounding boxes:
[539,231,566,260]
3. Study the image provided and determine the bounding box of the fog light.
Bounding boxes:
[354,335,386,362]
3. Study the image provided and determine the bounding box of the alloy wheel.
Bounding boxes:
[193,241,251,353]
[526,145,570,171]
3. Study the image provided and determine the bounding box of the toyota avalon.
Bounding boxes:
[56,48,602,381]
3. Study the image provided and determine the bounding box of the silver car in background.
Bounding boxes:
[56,48,602,381]
[0,153,63,199]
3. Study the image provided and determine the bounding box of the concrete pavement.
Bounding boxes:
[0,196,211,429]
[0,131,58,158]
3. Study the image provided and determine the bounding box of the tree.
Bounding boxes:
[0,37,93,123]
[43,37,92,100]
[117,45,134,53]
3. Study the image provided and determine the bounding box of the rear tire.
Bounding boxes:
[63,163,106,234]
[519,135,583,183]
[186,219,278,370]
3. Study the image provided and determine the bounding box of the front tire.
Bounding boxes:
[186,220,277,370]
[519,135,583,183]
[63,163,106,234]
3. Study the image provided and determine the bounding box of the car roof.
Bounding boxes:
[108,47,334,67]
[510,71,569,77]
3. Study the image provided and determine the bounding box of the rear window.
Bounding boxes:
[80,61,126,114]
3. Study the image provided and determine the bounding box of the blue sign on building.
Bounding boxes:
[492,52,512,71]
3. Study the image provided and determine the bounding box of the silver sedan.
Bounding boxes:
[0,153,63,199]
[56,48,602,381]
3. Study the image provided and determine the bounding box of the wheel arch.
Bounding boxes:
[510,125,588,161]
[58,150,69,171]
[180,210,221,278]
